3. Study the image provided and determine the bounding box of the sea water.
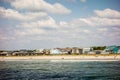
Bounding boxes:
[0,60,120,80]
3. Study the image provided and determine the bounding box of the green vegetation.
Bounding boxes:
[92,46,106,50]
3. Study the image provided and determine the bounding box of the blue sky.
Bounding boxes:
[0,0,120,50]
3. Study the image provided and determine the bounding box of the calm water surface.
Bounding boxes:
[0,60,120,80]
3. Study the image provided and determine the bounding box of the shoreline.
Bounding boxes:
[0,55,120,61]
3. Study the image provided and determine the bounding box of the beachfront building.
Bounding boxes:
[102,46,119,54]
[0,51,13,56]
[71,47,82,54]
[94,50,103,54]
[12,51,29,56]
[50,48,62,54]
[0,51,8,56]
[118,48,120,53]
[35,49,44,55]
[82,48,93,54]
[43,49,50,55]
[60,47,72,54]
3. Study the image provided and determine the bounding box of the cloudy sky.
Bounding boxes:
[0,0,120,50]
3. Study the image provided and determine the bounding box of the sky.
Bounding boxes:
[0,0,120,50]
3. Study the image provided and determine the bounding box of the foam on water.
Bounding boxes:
[50,59,119,62]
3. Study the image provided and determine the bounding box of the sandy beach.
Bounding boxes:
[0,54,120,61]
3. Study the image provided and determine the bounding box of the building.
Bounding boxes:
[94,50,103,54]
[50,48,62,54]
[71,47,82,54]
[43,49,50,55]
[60,47,72,54]
[0,51,8,56]
[102,45,119,54]
[35,49,44,54]
[82,48,93,54]
[0,51,14,56]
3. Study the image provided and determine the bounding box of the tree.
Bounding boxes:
[92,46,106,50]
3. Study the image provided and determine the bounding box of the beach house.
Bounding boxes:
[102,46,119,54]
[71,47,82,54]
[35,49,44,54]
[82,48,94,54]
[50,48,62,54]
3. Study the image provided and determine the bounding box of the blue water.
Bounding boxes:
[0,60,120,80]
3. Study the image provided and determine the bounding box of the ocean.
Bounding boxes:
[0,60,120,80]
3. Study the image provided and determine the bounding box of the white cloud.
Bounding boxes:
[59,9,120,27]
[98,28,108,32]
[83,30,91,33]
[1,7,120,49]
[94,8,120,19]
[87,17,120,26]
[15,17,58,36]
[0,7,47,21]
[80,0,86,3]
[20,17,58,28]
[78,9,120,27]
[59,18,90,28]
[10,0,71,14]
[59,9,120,39]
[0,28,16,42]
[15,28,46,36]
[79,18,94,26]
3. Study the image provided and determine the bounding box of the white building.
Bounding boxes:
[82,48,93,54]
[50,49,62,54]
[71,47,82,54]
[35,49,44,53]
